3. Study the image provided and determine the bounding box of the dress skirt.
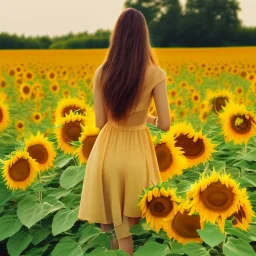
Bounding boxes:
[77,120,162,239]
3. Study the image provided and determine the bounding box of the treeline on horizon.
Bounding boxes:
[1,0,256,49]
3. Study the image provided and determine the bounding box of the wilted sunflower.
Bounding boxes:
[137,186,183,233]
[1,151,39,191]
[152,132,187,182]
[228,187,255,231]
[185,168,245,233]
[0,101,10,132]
[74,122,100,164]
[55,96,88,122]
[207,90,234,114]
[54,111,86,154]
[24,131,56,171]
[162,200,203,245]
[170,122,216,168]
[218,102,256,144]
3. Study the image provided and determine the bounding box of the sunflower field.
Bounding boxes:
[0,48,256,256]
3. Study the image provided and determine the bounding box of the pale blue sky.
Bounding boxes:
[0,0,255,37]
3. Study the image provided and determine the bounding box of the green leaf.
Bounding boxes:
[78,224,102,245]
[17,195,65,228]
[0,215,22,241]
[223,236,256,256]
[181,242,210,256]
[239,171,256,187]
[24,244,50,256]
[225,226,256,243]
[130,222,152,235]
[134,241,170,256]
[52,207,79,235]
[175,180,192,197]
[29,226,51,245]
[51,237,84,256]
[243,149,256,162]
[0,180,12,206]
[60,165,85,189]
[209,160,226,171]
[196,222,225,248]
[55,154,74,168]
[7,231,33,256]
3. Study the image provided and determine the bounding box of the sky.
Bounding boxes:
[0,0,255,37]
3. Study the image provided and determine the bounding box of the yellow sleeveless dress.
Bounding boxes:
[78,65,166,239]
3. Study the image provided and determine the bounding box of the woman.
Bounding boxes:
[78,7,171,256]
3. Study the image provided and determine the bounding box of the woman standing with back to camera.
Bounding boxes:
[78,7,171,256]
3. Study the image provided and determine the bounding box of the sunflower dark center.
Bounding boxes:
[23,86,30,94]
[175,133,205,159]
[9,159,30,181]
[27,144,48,164]
[82,135,97,159]
[213,96,228,113]
[62,121,82,143]
[148,196,173,217]
[155,143,173,172]
[201,181,234,211]
[171,211,201,238]
[230,115,251,134]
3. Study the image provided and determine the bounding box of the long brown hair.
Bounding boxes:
[97,7,158,123]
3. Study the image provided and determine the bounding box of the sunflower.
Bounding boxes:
[20,83,32,100]
[8,68,15,77]
[218,102,256,144]
[31,112,42,124]
[50,82,60,94]
[179,81,188,89]
[167,76,174,84]
[15,120,25,131]
[137,185,183,233]
[235,86,243,95]
[251,79,256,93]
[162,200,203,245]
[74,122,100,164]
[176,97,183,108]
[227,187,255,231]
[152,132,187,182]
[170,122,216,168]
[199,110,209,123]
[1,151,39,191]
[54,111,86,154]
[192,92,200,103]
[0,101,10,132]
[47,70,56,80]
[63,89,70,98]
[184,168,246,233]
[207,90,234,114]
[169,89,177,97]
[24,131,56,171]
[55,96,88,122]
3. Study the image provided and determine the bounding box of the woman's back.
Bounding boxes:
[105,64,168,126]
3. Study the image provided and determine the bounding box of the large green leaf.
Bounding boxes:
[78,224,102,245]
[134,241,170,256]
[0,215,22,241]
[29,225,51,245]
[60,165,85,189]
[24,244,50,256]
[181,242,211,256]
[223,236,256,256]
[55,154,74,168]
[52,207,79,235]
[6,230,33,256]
[196,222,225,248]
[17,195,65,228]
[0,180,12,206]
[51,237,84,256]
